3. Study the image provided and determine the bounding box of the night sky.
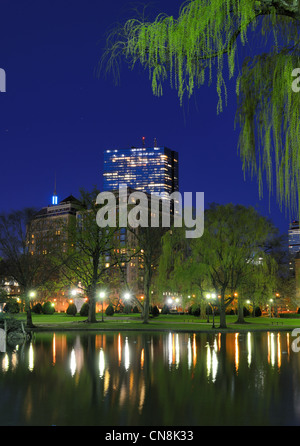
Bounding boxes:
[0,0,292,235]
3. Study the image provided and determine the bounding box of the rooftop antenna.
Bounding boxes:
[52,173,58,205]
[142,136,146,148]
[154,137,158,147]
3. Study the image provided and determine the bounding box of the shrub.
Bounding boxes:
[105,304,114,316]
[151,305,160,317]
[191,304,200,317]
[124,303,132,314]
[66,303,77,316]
[132,305,140,313]
[32,303,43,314]
[80,302,89,317]
[3,299,20,314]
[243,306,250,317]
[161,305,170,314]
[42,301,55,315]
[254,306,262,317]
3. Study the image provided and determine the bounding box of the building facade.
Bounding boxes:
[103,144,179,198]
[289,220,300,257]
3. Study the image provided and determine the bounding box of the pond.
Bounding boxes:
[0,330,300,426]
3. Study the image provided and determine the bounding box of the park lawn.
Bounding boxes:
[11,312,300,332]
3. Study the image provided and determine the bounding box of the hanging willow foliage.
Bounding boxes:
[101,0,300,218]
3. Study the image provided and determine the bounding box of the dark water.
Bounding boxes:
[1,330,300,426]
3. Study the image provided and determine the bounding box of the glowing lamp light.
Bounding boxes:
[124,293,130,300]
[99,292,105,299]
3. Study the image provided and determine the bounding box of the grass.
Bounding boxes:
[11,312,300,333]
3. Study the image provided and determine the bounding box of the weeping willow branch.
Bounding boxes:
[100,0,300,217]
[235,48,300,218]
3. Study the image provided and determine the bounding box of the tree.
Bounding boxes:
[158,224,210,318]
[159,203,278,328]
[0,209,61,327]
[61,188,119,323]
[102,0,300,218]
[131,225,166,324]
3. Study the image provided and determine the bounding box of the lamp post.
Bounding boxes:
[206,293,217,328]
[206,293,210,323]
[269,298,274,318]
[99,291,105,322]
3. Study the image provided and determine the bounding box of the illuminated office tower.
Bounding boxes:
[289,220,300,256]
[103,141,179,198]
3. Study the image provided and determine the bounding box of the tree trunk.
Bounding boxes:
[143,267,151,324]
[219,292,227,329]
[236,297,245,324]
[26,308,34,328]
[87,288,97,323]
[24,291,34,328]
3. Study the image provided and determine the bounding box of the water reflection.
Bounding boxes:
[1,330,300,426]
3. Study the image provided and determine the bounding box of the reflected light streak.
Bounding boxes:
[139,381,146,414]
[268,332,275,367]
[2,353,9,372]
[28,343,34,372]
[11,351,18,371]
[124,337,130,371]
[212,350,218,383]
[52,333,56,366]
[247,332,252,367]
[168,333,172,366]
[175,334,180,368]
[277,333,281,369]
[104,370,110,397]
[213,337,218,352]
[118,333,122,366]
[193,334,197,367]
[235,333,239,373]
[187,337,192,370]
[140,348,144,370]
[99,348,105,378]
[70,349,76,376]
[206,343,211,379]
[206,343,218,383]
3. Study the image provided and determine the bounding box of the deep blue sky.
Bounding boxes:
[0,0,292,235]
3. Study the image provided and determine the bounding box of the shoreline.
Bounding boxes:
[30,323,297,335]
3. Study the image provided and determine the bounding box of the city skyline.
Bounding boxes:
[0,0,294,236]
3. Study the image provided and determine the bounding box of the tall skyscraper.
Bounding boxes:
[103,142,179,198]
[289,220,300,256]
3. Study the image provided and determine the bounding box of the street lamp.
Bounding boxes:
[99,291,105,322]
[206,293,211,323]
[269,298,274,318]
[206,293,217,328]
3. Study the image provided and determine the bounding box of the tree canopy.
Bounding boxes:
[102,0,300,218]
